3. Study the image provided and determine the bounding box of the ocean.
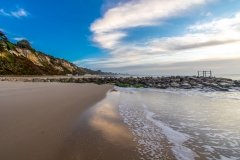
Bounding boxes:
[116,87,240,160]
[133,74,240,80]
[214,74,240,80]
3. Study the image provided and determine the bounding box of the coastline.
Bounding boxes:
[1,78,239,159]
[0,82,113,160]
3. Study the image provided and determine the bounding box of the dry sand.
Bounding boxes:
[0,75,104,81]
[0,82,118,160]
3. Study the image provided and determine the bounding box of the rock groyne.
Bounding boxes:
[1,76,240,91]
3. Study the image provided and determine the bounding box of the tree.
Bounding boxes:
[17,39,31,49]
[0,31,8,41]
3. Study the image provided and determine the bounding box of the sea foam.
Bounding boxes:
[117,87,240,159]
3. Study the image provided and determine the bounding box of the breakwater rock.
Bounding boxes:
[1,76,240,91]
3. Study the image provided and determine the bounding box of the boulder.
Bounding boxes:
[218,82,233,88]
[210,83,228,91]
[170,82,180,88]
[50,79,58,82]
[156,84,162,88]
[211,83,220,88]
[44,79,51,82]
[190,81,198,86]
[175,79,181,83]
[33,78,44,82]
[68,78,76,83]
[207,79,214,83]
[23,79,32,82]
[181,83,191,89]
[202,82,211,86]
[160,84,168,89]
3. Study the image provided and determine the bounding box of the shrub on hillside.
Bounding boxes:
[16,40,31,49]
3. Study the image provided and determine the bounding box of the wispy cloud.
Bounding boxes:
[90,0,209,50]
[0,9,11,16]
[0,8,29,18]
[13,37,26,41]
[188,12,240,32]
[147,31,240,52]
[11,8,29,18]
[77,0,240,74]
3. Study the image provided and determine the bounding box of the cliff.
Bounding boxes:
[0,39,108,75]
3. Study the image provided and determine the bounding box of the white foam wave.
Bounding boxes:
[116,86,240,101]
[117,86,240,159]
[143,104,197,160]
[118,92,197,159]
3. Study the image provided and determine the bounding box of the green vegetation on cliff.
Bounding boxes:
[0,31,114,75]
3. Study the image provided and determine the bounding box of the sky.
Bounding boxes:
[1,0,240,75]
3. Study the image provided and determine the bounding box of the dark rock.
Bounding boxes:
[202,82,211,86]
[33,78,44,82]
[50,79,58,82]
[171,82,180,88]
[44,79,51,82]
[218,82,233,88]
[5,75,236,92]
[181,83,191,89]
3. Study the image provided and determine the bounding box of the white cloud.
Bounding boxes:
[80,0,240,74]
[13,37,26,41]
[90,0,209,50]
[0,9,11,16]
[11,8,29,18]
[93,32,126,49]
[188,12,240,32]
[91,0,208,33]
[148,31,240,52]
[0,8,29,18]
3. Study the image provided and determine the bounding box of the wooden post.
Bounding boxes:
[197,71,212,77]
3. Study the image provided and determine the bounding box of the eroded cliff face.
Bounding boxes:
[0,52,5,57]
[0,41,86,75]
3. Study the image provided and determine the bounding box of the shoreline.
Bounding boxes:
[0,82,114,160]
[1,80,239,159]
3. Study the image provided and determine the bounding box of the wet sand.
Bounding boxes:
[0,82,127,160]
[58,91,141,160]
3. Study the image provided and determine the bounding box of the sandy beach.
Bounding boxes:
[0,82,139,160]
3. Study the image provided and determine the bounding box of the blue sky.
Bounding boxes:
[1,0,240,75]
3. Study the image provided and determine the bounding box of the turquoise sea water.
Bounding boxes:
[117,87,240,160]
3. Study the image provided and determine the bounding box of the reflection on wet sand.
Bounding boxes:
[89,92,136,148]
[58,91,141,160]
